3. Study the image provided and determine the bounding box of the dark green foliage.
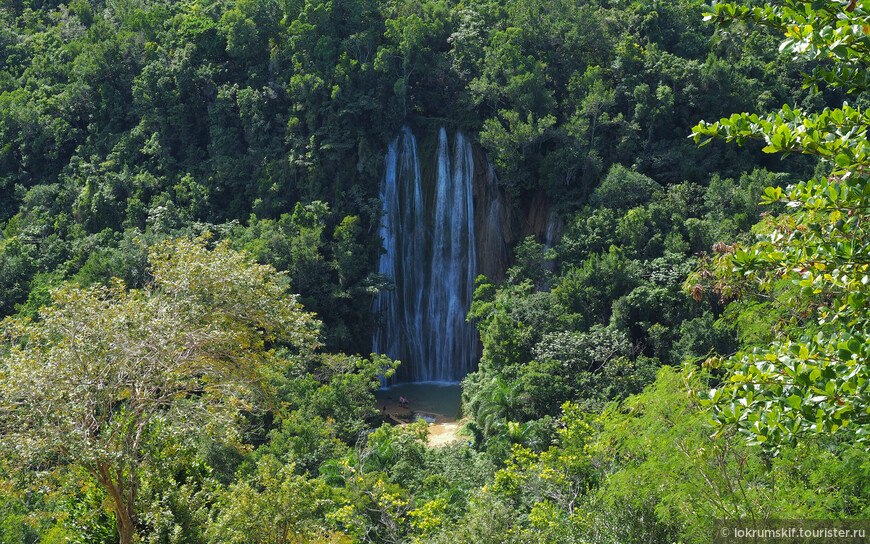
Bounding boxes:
[462,158,763,446]
[0,0,821,359]
[0,0,856,542]
[590,164,662,211]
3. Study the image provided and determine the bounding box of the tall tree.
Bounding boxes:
[0,237,320,544]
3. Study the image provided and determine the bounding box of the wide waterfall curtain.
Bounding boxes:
[373,127,478,383]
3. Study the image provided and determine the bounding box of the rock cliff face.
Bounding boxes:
[471,147,511,283]
[471,150,562,281]
[374,126,561,383]
[520,190,562,271]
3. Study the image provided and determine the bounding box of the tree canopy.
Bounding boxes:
[2,1,870,543]
[0,237,319,544]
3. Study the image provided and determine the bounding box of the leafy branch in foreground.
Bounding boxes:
[0,236,321,544]
[688,0,870,449]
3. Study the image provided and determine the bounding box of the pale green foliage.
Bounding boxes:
[432,403,597,544]
[207,455,348,544]
[417,488,533,544]
[136,457,215,544]
[148,236,321,352]
[324,422,428,543]
[593,366,767,543]
[590,366,870,543]
[0,236,320,544]
[492,403,596,526]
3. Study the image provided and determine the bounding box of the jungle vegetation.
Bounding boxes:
[1,0,869,542]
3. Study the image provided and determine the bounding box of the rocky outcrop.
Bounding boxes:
[472,147,512,283]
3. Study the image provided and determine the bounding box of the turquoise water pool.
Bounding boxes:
[375,383,463,421]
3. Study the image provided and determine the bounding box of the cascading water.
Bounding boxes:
[543,210,562,272]
[373,128,426,380]
[373,127,479,383]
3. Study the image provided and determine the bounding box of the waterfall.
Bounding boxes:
[373,127,479,383]
[543,209,562,272]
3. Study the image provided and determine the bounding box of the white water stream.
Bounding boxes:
[373,127,479,382]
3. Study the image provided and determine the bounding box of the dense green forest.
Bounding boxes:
[2,0,870,542]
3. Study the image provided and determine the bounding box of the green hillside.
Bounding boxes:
[1,1,869,542]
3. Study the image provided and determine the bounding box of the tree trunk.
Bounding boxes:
[95,463,136,544]
[116,512,135,544]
